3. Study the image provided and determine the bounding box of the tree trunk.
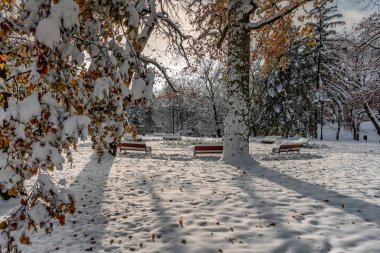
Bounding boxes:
[212,101,222,138]
[364,102,380,135]
[222,0,255,165]
[336,119,340,141]
[320,101,324,140]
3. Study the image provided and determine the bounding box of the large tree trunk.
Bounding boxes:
[222,0,255,165]
[364,102,380,135]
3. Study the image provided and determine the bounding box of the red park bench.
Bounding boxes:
[194,144,223,156]
[119,142,152,154]
[272,143,302,153]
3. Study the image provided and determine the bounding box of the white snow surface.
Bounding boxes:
[93,77,111,101]
[1,138,380,252]
[131,78,146,100]
[35,0,79,49]
[0,107,5,126]
[35,18,61,49]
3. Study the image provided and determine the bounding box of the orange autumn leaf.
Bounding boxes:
[0,54,7,61]
[8,188,17,197]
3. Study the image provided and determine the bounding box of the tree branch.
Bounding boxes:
[216,24,229,49]
[138,55,178,92]
[246,2,306,30]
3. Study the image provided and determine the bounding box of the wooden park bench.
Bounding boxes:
[272,143,302,153]
[119,142,152,154]
[194,144,223,156]
[163,134,181,141]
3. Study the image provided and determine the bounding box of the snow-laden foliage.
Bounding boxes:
[0,0,185,251]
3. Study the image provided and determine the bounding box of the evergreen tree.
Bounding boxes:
[142,107,157,134]
[253,36,315,137]
[308,0,345,139]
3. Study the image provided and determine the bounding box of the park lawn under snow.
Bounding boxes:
[2,137,380,253]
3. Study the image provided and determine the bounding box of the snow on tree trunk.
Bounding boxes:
[221,0,256,165]
[364,102,380,136]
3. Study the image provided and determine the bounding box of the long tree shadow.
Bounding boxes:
[142,175,188,252]
[240,163,380,225]
[235,167,332,252]
[28,152,114,253]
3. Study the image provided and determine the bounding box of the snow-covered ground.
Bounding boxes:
[1,137,380,253]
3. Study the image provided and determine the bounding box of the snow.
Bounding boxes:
[2,137,379,252]
[27,203,50,225]
[35,0,79,49]
[62,115,91,140]
[93,77,110,101]
[18,94,41,123]
[127,5,140,29]
[15,124,26,139]
[0,107,5,126]
[131,78,146,100]
[0,166,21,192]
[35,18,61,49]
[5,94,42,123]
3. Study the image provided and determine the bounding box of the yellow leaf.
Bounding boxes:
[0,221,8,230]
[8,188,17,197]
[307,40,317,47]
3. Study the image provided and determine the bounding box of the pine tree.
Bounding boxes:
[308,0,345,139]
[253,34,316,137]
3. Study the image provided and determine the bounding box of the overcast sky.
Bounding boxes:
[147,0,378,80]
[336,0,377,30]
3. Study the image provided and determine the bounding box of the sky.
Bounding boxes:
[336,0,376,30]
[146,0,379,83]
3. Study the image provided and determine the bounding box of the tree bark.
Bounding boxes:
[320,101,324,140]
[222,0,255,165]
[336,119,340,140]
[364,102,380,135]
[212,102,222,137]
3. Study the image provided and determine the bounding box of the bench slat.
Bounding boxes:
[119,142,151,153]
[194,146,223,151]
[272,143,301,153]
[194,145,223,156]
[120,143,146,148]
